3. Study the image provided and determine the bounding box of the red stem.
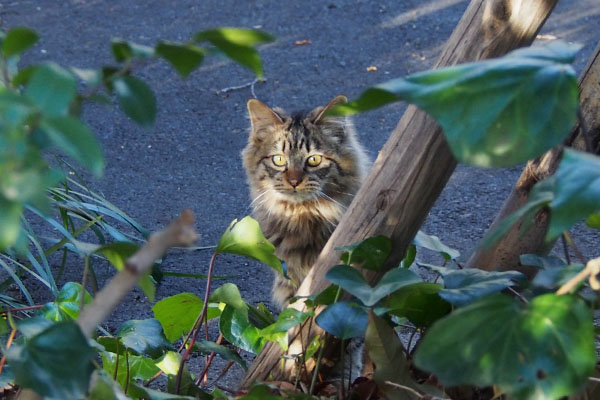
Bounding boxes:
[175,251,218,394]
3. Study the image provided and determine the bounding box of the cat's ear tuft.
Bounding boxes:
[314,95,348,123]
[247,99,284,133]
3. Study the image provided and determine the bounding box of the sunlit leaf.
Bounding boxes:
[194,28,274,78]
[152,292,220,342]
[315,301,368,339]
[587,213,600,230]
[117,318,173,359]
[413,230,459,260]
[111,39,154,62]
[40,282,92,321]
[101,351,160,389]
[337,235,392,270]
[331,41,580,167]
[259,308,312,350]
[113,75,156,126]
[216,217,282,275]
[2,27,38,58]
[7,321,95,399]
[414,294,595,399]
[325,265,421,306]
[156,42,205,77]
[209,282,246,311]
[26,63,76,116]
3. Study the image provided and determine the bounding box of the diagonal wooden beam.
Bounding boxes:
[241,0,558,387]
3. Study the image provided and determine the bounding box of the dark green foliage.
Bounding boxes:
[156,42,205,77]
[2,27,39,58]
[39,282,92,321]
[337,235,392,270]
[414,294,595,399]
[117,319,173,359]
[383,282,451,327]
[315,301,368,339]
[114,75,157,126]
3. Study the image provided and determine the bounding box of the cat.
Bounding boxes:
[242,95,370,309]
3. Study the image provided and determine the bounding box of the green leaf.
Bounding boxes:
[332,41,580,167]
[523,255,585,290]
[337,235,392,270]
[194,28,274,78]
[16,317,53,338]
[383,282,451,327]
[131,383,197,400]
[237,384,287,400]
[40,282,92,321]
[113,75,156,126]
[7,321,96,399]
[546,149,600,240]
[400,244,416,268]
[40,116,104,176]
[315,301,368,339]
[2,27,38,58]
[11,65,38,86]
[111,39,154,61]
[101,351,160,388]
[413,230,459,260]
[0,197,22,250]
[209,283,246,311]
[414,294,595,399]
[96,242,156,302]
[259,308,313,350]
[586,213,600,229]
[216,217,282,275]
[219,305,264,354]
[325,265,421,306]
[156,42,205,77]
[195,340,247,371]
[117,318,173,359]
[152,292,220,342]
[366,311,441,400]
[303,284,339,308]
[420,264,523,306]
[25,63,77,116]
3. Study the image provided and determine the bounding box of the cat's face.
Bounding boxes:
[243,96,357,204]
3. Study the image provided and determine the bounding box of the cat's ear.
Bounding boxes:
[247,99,284,133]
[314,95,348,123]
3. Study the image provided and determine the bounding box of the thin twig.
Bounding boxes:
[175,251,218,393]
[0,328,17,375]
[80,256,90,312]
[557,257,600,295]
[507,287,529,304]
[309,334,327,395]
[113,340,120,381]
[339,339,345,400]
[196,333,223,387]
[216,78,265,98]
[564,232,586,264]
[384,381,425,398]
[0,304,44,314]
[124,349,130,395]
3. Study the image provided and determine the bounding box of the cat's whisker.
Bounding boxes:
[318,191,347,211]
[248,189,274,209]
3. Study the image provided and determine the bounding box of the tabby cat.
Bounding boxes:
[242,95,369,309]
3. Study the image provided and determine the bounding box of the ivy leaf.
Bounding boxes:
[113,75,156,126]
[7,321,96,399]
[111,39,154,62]
[195,340,247,371]
[2,27,38,58]
[315,301,368,340]
[586,213,600,230]
[40,116,104,176]
[39,282,92,321]
[383,282,451,327]
[209,283,246,311]
[337,235,392,270]
[117,319,173,359]
[194,28,274,78]
[216,217,282,275]
[101,351,160,388]
[152,292,220,343]
[219,305,263,354]
[331,41,580,168]
[156,42,205,77]
[325,265,421,306]
[414,294,595,399]
[420,264,523,306]
[259,308,313,350]
[26,63,77,116]
[546,149,600,240]
[413,230,459,260]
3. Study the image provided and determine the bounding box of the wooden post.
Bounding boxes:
[240,0,558,387]
[466,41,600,275]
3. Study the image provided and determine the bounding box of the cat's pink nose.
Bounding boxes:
[288,178,299,187]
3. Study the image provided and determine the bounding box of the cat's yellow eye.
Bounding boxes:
[307,155,322,167]
[272,154,287,167]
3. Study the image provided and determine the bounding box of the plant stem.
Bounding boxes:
[124,349,130,395]
[561,234,571,264]
[175,251,218,394]
[80,256,90,312]
[195,333,223,386]
[309,335,327,395]
[0,304,44,314]
[0,328,17,375]
[113,340,120,381]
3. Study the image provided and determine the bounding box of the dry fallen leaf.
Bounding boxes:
[294,39,312,46]
[366,65,377,72]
